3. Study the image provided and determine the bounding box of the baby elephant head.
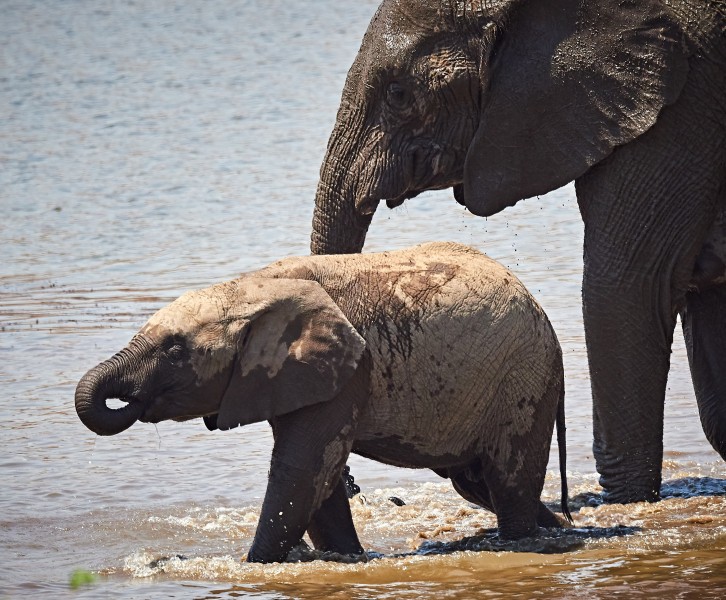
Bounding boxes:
[75,278,366,436]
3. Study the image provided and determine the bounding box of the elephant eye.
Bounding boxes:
[386,82,412,110]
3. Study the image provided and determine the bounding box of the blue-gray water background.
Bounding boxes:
[2,1,724,598]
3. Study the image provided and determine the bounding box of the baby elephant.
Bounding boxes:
[75,242,571,563]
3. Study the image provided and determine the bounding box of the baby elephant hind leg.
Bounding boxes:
[451,465,556,538]
[450,468,495,513]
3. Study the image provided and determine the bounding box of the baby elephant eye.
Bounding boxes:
[386,81,412,109]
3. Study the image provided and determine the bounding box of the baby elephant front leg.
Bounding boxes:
[247,459,320,563]
[306,477,364,555]
[247,402,358,563]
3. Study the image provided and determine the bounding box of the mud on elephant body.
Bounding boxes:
[75,242,570,563]
[311,0,726,503]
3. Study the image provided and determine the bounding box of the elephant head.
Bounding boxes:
[75,278,366,436]
[311,0,688,254]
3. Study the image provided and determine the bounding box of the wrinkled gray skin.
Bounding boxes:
[75,242,570,564]
[311,0,726,503]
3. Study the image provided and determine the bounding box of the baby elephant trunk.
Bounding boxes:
[75,351,145,436]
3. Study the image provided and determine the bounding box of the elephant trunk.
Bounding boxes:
[75,347,145,436]
[311,104,374,255]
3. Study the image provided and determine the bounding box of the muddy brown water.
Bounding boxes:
[1,1,724,598]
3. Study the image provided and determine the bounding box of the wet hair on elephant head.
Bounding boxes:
[75,241,571,563]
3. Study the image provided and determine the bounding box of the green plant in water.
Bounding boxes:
[69,569,97,590]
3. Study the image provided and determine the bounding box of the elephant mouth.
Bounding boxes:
[386,189,422,209]
[137,395,167,423]
[138,394,201,424]
[381,143,462,209]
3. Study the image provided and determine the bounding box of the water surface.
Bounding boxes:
[1,1,724,598]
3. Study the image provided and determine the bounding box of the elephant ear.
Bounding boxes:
[462,0,690,216]
[215,278,366,431]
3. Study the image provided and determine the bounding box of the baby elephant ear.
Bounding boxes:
[215,279,366,430]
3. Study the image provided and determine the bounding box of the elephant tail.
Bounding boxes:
[556,381,573,524]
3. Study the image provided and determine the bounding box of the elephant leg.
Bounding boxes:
[450,468,495,513]
[306,476,364,555]
[583,276,674,503]
[451,462,542,539]
[575,104,720,502]
[247,399,358,563]
[681,285,726,459]
[578,207,714,503]
[486,475,539,539]
[247,458,321,563]
[452,468,562,531]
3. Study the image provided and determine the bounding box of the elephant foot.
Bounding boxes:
[599,476,660,504]
[602,489,658,504]
[595,442,662,504]
[283,540,368,564]
[572,486,662,508]
[537,502,566,528]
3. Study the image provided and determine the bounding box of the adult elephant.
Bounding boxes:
[310,0,726,503]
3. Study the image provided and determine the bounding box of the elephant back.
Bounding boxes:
[329,242,563,460]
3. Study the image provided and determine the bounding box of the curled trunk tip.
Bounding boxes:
[75,363,144,436]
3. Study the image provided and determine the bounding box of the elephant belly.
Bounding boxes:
[355,381,488,463]
[351,435,474,471]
